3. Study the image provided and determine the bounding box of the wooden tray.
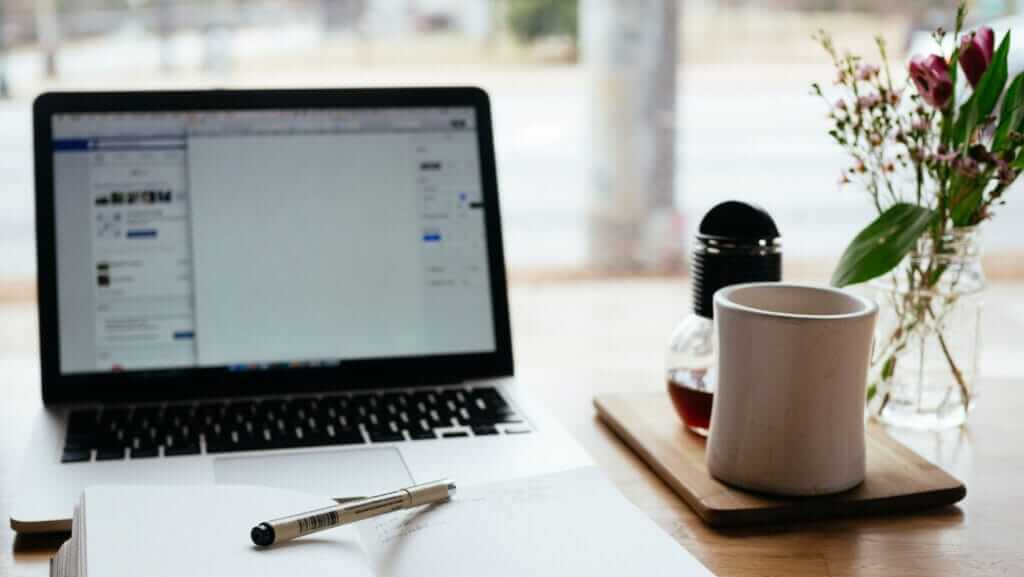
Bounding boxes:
[594,392,966,527]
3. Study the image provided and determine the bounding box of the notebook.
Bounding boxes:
[51,467,716,577]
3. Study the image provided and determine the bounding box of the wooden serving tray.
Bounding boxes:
[594,392,966,527]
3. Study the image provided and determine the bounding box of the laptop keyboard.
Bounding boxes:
[60,386,529,463]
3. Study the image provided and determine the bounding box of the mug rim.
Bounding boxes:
[714,282,878,321]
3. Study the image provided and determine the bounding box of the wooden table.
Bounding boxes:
[5,371,1023,576]
[523,368,1024,577]
[4,279,1024,576]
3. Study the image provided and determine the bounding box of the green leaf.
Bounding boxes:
[881,356,897,379]
[954,31,1011,147]
[994,73,1024,151]
[951,187,983,226]
[831,203,935,287]
[1014,155,1024,169]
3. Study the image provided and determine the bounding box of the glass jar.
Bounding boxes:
[867,227,985,430]
[666,201,781,436]
[666,314,716,436]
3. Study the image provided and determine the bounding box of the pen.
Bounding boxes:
[250,478,456,547]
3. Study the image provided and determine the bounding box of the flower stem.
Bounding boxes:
[927,307,972,410]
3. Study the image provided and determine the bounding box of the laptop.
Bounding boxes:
[11,87,591,533]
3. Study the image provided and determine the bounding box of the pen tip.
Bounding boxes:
[251,523,276,547]
[446,479,457,497]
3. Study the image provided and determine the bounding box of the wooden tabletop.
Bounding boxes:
[4,279,1024,576]
[5,370,1023,576]
[524,368,1024,577]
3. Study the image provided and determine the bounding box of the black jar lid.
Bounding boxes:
[692,201,781,318]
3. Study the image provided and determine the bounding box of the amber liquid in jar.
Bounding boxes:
[667,368,714,436]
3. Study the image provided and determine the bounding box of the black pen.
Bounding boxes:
[251,479,456,547]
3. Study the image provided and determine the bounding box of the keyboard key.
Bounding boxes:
[164,443,200,456]
[130,447,159,459]
[472,425,499,436]
[441,431,469,438]
[325,427,366,446]
[204,434,242,454]
[407,429,436,440]
[368,431,404,443]
[62,438,92,452]
[493,411,523,424]
[61,449,91,463]
[95,447,125,460]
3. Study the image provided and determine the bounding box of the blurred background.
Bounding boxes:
[1,0,1023,294]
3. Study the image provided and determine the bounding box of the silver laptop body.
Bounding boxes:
[12,88,590,533]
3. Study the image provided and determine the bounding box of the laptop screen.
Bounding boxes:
[49,107,496,376]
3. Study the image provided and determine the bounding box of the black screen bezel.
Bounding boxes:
[34,87,514,404]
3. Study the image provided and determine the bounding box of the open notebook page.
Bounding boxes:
[83,485,373,577]
[357,467,717,577]
[76,468,715,577]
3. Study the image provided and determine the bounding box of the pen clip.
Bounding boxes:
[332,496,367,504]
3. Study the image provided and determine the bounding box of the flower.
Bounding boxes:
[857,64,880,80]
[954,156,979,178]
[857,93,882,110]
[997,159,1016,184]
[909,55,953,108]
[959,27,995,87]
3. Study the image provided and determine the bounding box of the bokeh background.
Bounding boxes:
[1,0,1023,294]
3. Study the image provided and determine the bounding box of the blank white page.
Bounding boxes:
[357,467,718,577]
[84,485,373,577]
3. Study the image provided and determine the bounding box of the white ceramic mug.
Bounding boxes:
[706,283,878,496]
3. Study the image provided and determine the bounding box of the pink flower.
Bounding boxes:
[955,156,979,178]
[857,94,882,110]
[857,64,879,81]
[909,55,953,108]
[997,159,1016,185]
[959,27,995,87]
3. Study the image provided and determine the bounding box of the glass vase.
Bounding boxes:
[867,227,985,430]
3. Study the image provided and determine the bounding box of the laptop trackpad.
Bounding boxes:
[213,448,413,499]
